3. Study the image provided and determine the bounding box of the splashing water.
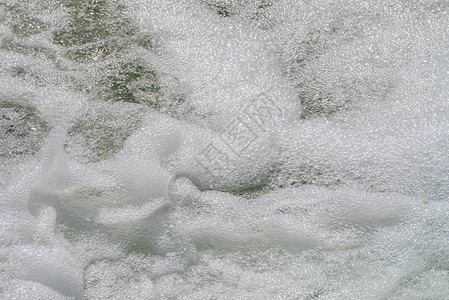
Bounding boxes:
[1,0,448,298]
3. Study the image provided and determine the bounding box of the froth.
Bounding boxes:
[1,0,448,299]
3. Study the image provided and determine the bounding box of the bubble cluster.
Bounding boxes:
[1,0,448,299]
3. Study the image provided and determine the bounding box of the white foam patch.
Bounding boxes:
[1,0,448,298]
[126,0,301,126]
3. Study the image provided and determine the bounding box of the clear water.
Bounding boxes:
[1,0,448,299]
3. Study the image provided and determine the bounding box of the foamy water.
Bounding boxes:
[1,0,448,299]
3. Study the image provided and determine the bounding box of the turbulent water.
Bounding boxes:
[1,0,448,299]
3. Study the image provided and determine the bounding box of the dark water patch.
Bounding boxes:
[0,101,50,158]
[95,59,189,118]
[201,0,278,29]
[203,1,234,17]
[64,105,143,163]
[1,0,188,120]
[53,0,136,47]
[51,0,140,64]
[98,60,160,104]
[65,39,124,63]
[1,3,49,37]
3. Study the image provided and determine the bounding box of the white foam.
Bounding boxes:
[1,0,448,298]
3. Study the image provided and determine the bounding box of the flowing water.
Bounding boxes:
[1,0,448,299]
